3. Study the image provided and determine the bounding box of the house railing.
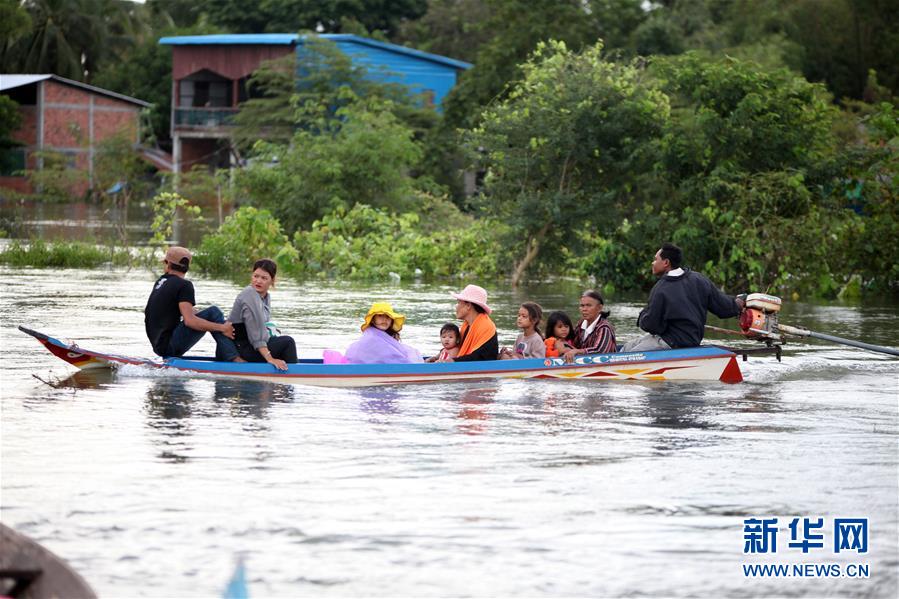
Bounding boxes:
[174,108,239,128]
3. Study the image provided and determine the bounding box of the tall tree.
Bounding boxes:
[787,0,899,100]
[2,0,153,81]
[468,40,670,285]
[442,0,600,130]
[0,0,32,47]
[196,0,427,36]
[394,0,494,63]
[238,91,423,234]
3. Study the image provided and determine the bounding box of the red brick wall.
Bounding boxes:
[43,106,90,147]
[93,110,138,141]
[0,177,31,194]
[0,79,144,197]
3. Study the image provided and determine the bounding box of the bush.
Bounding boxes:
[0,239,132,268]
[195,206,299,276]
[292,203,514,280]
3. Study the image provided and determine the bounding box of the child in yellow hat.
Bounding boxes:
[361,301,406,340]
[334,302,422,364]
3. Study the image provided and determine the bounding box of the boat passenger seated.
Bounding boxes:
[442,285,499,362]
[340,302,423,364]
[563,290,617,363]
[229,259,297,371]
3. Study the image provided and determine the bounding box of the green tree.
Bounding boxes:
[2,0,152,81]
[0,96,21,147]
[0,0,32,45]
[430,0,649,201]
[0,96,24,176]
[197,0,426,36]
[394,0,495,63]
[442,0,602,130]
[630,54,844,292]
[839,101,899,293]
[468,40,670,285]
[145,0,204,28]
[93,132,154,204]
[787,0,899,100]
[26,150,88,201]
[237,90,423,234]
[656,52,837,180]
[197,206,299,276]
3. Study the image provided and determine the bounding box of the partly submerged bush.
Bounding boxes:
[0,239,132,268]
[292,203,513,280]
[195,206,299,276]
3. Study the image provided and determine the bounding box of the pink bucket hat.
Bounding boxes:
[450,284,493,314]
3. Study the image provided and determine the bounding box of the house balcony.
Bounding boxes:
[173,108,239,136]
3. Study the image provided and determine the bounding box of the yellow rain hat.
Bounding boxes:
[361,302,406,332]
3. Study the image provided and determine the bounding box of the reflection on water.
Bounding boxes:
[144,379,195,453]
[38,368,117,391]
[1,267,897,598]
[143,377,298,427]
[456,386,497,435]
[357,386,402,416]
[213,378,295,419]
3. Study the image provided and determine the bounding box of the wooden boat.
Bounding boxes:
[19,325,744,387]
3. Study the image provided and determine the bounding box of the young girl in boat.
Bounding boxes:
[544,311,577,358]
[228,259,297,371]
[500,302,546,359]
[341,302,423,364]
[425,323,461,363]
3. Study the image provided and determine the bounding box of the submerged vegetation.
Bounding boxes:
[1,1,897,297]
[0,239,132,268]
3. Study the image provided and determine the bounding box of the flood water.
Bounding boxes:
[1,266,897,598]
[0,198,217,246]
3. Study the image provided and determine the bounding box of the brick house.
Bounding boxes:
[0,74,150,196]
[158,34,471,175]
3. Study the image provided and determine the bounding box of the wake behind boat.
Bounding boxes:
[19,325,744,387]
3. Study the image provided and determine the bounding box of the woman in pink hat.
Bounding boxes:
[443,284,499,362]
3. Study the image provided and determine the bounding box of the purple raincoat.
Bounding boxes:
[342,327,423,364]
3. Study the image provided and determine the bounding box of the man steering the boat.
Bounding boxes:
[621,242,745,352]
[144,246,240,360]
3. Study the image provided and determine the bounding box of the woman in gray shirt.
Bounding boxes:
[229,259,297,370]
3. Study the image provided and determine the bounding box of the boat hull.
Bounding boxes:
[19,326,743,386]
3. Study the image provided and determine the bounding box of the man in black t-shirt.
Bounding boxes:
[144,246,239,359]
[621,243,745,352]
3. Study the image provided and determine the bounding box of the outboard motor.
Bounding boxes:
[739,293,782,341]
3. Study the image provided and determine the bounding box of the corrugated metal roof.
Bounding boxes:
[0,74,52,90]
[159,34,472,70]
[159,34,299,46]
[0,73,151,106]
[327,35,472,70]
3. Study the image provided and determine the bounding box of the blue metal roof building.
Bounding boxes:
[159,33,471,108]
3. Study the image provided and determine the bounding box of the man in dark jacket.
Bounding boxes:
[622,243,745,352]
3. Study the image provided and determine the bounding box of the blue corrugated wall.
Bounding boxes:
[327,40,461,109]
